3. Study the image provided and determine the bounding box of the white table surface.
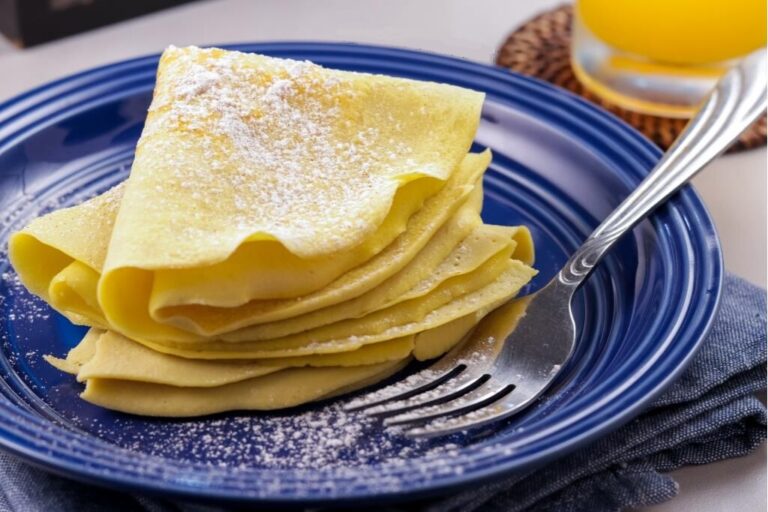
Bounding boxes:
[0,1,764,510]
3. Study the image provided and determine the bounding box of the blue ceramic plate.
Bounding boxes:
[0,43,721,505]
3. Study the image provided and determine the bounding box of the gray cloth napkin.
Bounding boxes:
[0,274,765,512]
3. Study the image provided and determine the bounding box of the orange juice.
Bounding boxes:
[579,0,766,64]
[572,0,767,117]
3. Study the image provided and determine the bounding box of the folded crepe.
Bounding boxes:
[10,46,537,416]
[12,152,492,341]
[46,292,532,417]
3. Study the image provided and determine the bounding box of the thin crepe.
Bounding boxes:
[9,46,540,416]
[97,46,484,335]
[136,261,536,359]
[10,152,491,342]
[50,297,532,417]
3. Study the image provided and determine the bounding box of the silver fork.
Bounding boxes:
[344,49,767,438]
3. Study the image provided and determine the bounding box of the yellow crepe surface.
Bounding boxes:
[11,152,491,343]
[81,360,410,416]
[98,44,484,336]
[38,202,533,414]
[218,223,528,342]
[9,46,540,417]
[47,329,414,385]
[155,152,491,336]
[137,261,536,359]
[55,295,531,416]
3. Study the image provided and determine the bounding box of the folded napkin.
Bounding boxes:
[0,274,765,512]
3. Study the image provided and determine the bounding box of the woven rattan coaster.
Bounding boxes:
[496,5,766,152]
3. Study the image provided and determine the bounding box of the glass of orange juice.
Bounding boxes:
[571,0,766,117]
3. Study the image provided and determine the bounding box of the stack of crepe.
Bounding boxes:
[9,46,536,417]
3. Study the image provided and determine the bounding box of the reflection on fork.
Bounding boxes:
[344,291,575,438]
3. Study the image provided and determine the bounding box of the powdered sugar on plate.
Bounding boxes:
[0,256,481,476]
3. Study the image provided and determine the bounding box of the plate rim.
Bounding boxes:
[0,41,724,504]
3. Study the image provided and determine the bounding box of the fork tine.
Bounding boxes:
[364,371,490,417]
[343,364,466,412]
[403,387,540,438]
[383,381,513,427]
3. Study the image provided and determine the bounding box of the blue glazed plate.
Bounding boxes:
[0,43,722,505]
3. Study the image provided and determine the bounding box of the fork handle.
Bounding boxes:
[559,49,768,287]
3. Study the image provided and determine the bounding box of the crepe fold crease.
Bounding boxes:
[10,46,537,416]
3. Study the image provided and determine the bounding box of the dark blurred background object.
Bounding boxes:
[0,0,198,47]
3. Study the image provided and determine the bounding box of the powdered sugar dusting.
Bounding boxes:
[66,402,468,473]
[135,46,426,255]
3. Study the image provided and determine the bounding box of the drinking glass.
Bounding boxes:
[571,0,766,117]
